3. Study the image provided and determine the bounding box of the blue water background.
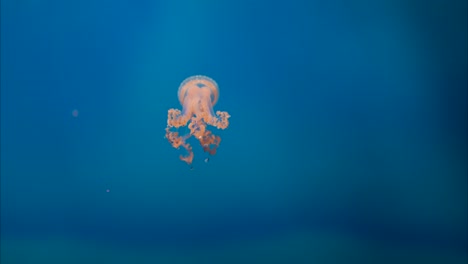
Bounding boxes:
[1,0,467,263]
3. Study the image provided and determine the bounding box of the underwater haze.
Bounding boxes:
[1,0,467,263]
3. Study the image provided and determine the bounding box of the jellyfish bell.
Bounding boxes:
[178,75,219,107]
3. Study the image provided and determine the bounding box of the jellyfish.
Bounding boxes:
[166,75,230,165]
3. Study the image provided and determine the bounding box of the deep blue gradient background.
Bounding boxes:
[1,0,467,263]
